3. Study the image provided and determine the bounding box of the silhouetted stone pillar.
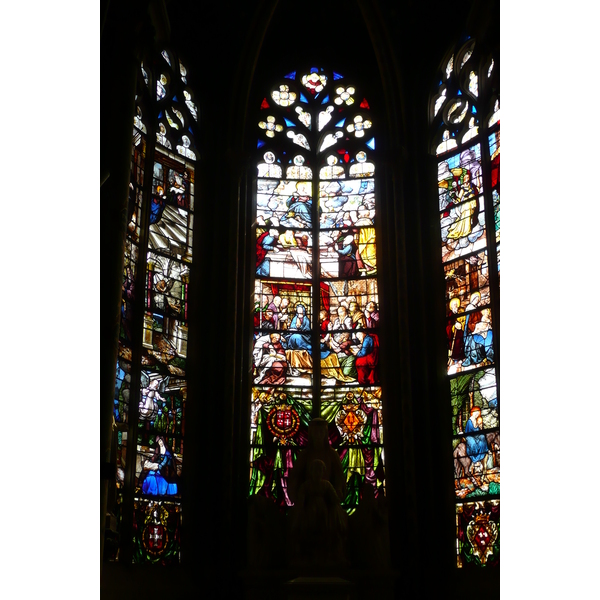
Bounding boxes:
[99,1,138,569]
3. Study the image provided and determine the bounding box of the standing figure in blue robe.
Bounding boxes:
[256,229,280,276]
[149,186,168,225]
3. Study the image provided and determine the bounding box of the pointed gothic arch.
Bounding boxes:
[430,36,501,568]
[249,67,384,516]
[107,45,199,565]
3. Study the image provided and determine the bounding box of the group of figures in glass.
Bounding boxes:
[250,67,385,514]
[432,40,500,567]
[110,42,500,568]
[110,50,197,564]
[253,289,380,388]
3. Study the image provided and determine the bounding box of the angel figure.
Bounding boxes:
[139,373,169,422]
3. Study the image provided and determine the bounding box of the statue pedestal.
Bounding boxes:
[285,576,352,600]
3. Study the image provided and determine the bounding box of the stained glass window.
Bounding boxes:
[431,39,500,568]
[250,67,384,514]
[109,49,198,565]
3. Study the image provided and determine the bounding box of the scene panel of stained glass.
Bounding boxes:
[320,227,377,278]
[256,227,313,280]
[320,331,380,386]
[438,145,486,264]
[149,160,194,261]
[249,386,312,509]
[449,367,498,436]
[135,433,183,498]
[254,279,313,330]
[437,144,483,196]
[146,251,190,321]
[137,369,186,438]
[453,429,500,500]
[321,386,384,512]
[257,179,313,229]
[319,178,375,229]
[319,279,380,330]
[148,204,191,260]
[252,332,314,386]
[132,499,181,565]
[444,250,490,316]
[456,499,500,568]
[440,194,487,264]
[446,304,494,374]
[141,313,188,376]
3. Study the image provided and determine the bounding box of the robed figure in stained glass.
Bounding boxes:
[355,331,379,385]
[464,407,489,469]
[286,303,312,351]
[447,170,479,240]
[253,333,288,385]
[140,436,178,496]
[281,182,312,228]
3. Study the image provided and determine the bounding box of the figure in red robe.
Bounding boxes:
[355,332,379,385]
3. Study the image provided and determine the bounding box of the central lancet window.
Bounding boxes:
[249,67,384,513]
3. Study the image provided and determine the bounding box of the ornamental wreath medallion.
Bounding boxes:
[335,404,367,443]
[142,502,169,557]
[466,512,499,565]
[267,405,300,442]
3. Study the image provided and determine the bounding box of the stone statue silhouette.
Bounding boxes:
[288,418,348,568]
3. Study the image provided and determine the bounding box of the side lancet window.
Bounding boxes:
[430,39,500,568]
[250,67,384,514]
[108,48,198,565]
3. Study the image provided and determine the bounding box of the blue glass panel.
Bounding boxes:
[300,93,309,104]
[321,94,329,104]
[257,139,265,149]
[284,71,296,79]
[335,118,346,128]
[333,72,344,80]
[173,95,179,101]
[284,118,296,127]
[366,138,375,150]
